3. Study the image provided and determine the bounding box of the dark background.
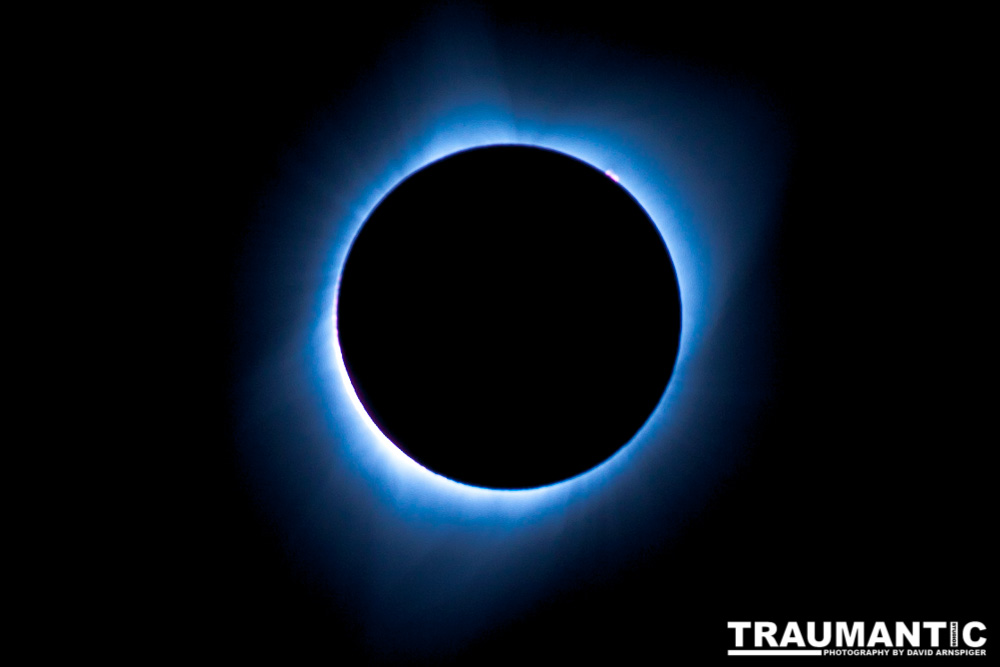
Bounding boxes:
[174,4,992,663]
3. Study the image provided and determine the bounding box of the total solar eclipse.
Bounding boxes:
[337,145,681,489]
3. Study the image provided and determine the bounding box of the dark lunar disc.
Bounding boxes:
[337,145,681,489]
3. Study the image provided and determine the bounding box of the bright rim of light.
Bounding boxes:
[315,114,706,520]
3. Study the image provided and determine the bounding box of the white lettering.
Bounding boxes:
[868,622,892,647]
[728,622,751,648]
[779,622,805,647]
[808,622,832,647]
[963,622,986,648]
[756,622,778,648]
[836,622,864,647]
[923,622,947,647]
[896,622,920,647]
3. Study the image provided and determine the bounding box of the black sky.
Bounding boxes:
[172,5,993,663]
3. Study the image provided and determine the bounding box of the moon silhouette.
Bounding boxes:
[337,145,681,489]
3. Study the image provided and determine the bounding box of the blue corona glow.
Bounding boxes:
[316,118,706,520]
[239,19,791,654]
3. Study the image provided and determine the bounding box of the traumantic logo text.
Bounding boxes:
[727,621,987,657]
